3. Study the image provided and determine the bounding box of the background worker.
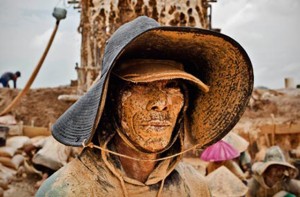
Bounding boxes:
[0,71,21,88]
[247,146,300,197]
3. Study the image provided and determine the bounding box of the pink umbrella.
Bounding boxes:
[200,140,240,162]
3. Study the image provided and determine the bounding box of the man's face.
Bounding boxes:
[263,165,288,187]
[117,80,184,153]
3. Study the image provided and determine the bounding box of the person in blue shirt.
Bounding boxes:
[0,71,21,88]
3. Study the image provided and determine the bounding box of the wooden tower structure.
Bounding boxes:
[69,0,218,92]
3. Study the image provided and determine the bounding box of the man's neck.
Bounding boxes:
[114,135,158,183]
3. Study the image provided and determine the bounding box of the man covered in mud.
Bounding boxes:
[36,16,253,196]
[247,146,300,197]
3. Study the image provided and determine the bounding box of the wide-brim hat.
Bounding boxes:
[252,146,298,178]
[200,140,240,162]
[206,166,248,197]
[223,132,249,153]
[113,59,210,93]
[52,16,253,147]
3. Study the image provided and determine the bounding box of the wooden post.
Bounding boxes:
[76,0,211,93]
[271,114,276,146]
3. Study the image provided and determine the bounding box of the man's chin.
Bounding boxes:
[139,140,170,153]
[138,125,173,134]
[142,146,165,153]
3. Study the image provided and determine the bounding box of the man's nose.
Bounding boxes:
[146,92,168,111]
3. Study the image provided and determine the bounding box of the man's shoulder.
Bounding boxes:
[176,160,206,177]
[283,179,300,195]
[0,72,12,79]
[172,161,211,196]
[36,158,98,196]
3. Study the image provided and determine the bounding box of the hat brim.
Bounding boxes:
[200,140,240,162]
[253,161,298,178]
[206,166,248,196]
[52,16,253,148]
[113,59,209,92]
[118,28,253,147]
[223,132,249,153]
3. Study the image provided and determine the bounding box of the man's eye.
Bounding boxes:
[165,81,179,88]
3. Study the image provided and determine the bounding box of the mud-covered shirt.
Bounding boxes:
[36,147,211,197]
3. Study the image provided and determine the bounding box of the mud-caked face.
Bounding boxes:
[263,165,289,187]
[118,80,184,153]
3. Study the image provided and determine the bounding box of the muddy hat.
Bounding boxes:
[113,59,209,92]
[223,132,249,153]
[200,140,240,162]
[206,166,248,197]
[52,16,253,147]
[252,146,298,178]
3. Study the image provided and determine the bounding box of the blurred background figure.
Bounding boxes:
[206,166,248,197]
[0,71,21,88]
[247,146,300,197]
[223,131,253,178]
[201,139,247,183]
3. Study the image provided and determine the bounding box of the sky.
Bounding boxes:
[0,0,81,88]
[0,0,299,89]
[212,0,300,89]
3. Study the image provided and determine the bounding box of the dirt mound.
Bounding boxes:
[240,88,300,126]
[232,88,300,160]
[0,86,77,127]
[1,86,299,130]
[244,88,300,121]
[0,86,299,197]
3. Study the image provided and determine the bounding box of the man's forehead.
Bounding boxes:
[115,59,184,75]
[266,164,287,171]
[122,79,181,90]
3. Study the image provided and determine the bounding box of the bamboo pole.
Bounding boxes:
[0,21,60,116]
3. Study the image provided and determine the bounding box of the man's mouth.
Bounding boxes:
[139,120,172,133]
[141,120,171,127]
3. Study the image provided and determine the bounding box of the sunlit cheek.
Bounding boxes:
[120,104,129,129]
[170,96,184,117]
[121,120,129,131]
[121,91,132,102]
[121,98,146,137]
[162,130,173,142]
[120,95,135,136]
[161,139,169,147]
[172,93,184,106]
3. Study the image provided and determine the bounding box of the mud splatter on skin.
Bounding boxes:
[118,80,184,152]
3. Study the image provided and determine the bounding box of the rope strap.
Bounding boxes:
[82,139,202,162]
